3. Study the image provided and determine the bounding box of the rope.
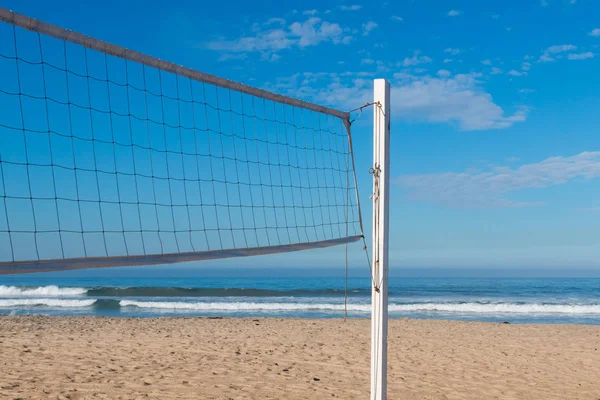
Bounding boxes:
[346,102,380,292]
[344,131,350,321]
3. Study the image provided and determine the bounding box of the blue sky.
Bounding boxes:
[2,0,600,269]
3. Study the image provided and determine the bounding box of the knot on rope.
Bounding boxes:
[369,164,381,201]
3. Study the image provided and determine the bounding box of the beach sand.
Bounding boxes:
[1,316,599,399]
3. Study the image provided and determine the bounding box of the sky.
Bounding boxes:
[1,0,600,270]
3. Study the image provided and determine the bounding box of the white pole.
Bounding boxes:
[371,79,390,400]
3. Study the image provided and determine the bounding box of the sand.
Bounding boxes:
[1,317,599,399]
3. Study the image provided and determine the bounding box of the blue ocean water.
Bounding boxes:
[1,267,600,324]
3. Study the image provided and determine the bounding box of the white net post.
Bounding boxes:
[371,79,390,400]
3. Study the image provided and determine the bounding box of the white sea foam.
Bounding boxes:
[0,285,87,297]
[120,300,600,314]
[388,303,600,314]
[0,299,96,308]
[119,300,369,311]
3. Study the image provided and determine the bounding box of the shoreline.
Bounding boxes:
[3,313,600,326]
[1,316,600,399]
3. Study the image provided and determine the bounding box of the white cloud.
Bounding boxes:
[508,70,527,76]
[590,28,600,37]
[362,21,378,35]
[437,69,452,77]
[205,17,351,60]
[361,58,375,64]
[290,18,348,46]
[206,30,294,53]
[217,53,248,61]
[448,10,461,16]
[567,52,594,60]
[391,16,404,22]
[539,44,577,62]
[519,88,536,94]
[396,152,600,208]
[265,18,286,26]
[481,59,492,65]
[444,48,461,55]
[547,44,577,53]
[491,67,503,75]
[340,4,362,11]
[267,71,526,132]
[402,51,433,67]
[443,58,453,63]
[393,71,415,81]
[391,74,527,130]
[303,9,318,15]
[522,62,532,71]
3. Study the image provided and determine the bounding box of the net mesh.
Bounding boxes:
[0,15,362,272]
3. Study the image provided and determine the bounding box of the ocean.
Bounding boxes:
[1,267,600,324]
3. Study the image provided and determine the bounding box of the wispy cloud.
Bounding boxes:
[567,52,594,60]
[547,44,577,53]
[541,0,548,6]
[396,152,600,208]
[303,9,318,15]
[265,18,286,26]
[443,58,453,63]
[444,48,461,55]
[491,67,503,75]
[391,16,404,22]
[508,70,527,76]
[519,88,536,94]
[481,59,492,65]
[362,21,378,36]
[340,4,362,11]
[205,17,351,60]
[437,69,452,77]
[402,51,433,66]
[590,28,600,37]
[447,10,461,16]
[522,62,532,71]
[267,71,527,132]
[539,44,577,62]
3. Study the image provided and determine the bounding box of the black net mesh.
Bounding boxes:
[0,19,362,270]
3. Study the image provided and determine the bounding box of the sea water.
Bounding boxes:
[1,267,600,324]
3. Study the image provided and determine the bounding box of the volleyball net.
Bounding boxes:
[0,8,364,274]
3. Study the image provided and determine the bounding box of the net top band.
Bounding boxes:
[0,7,350,121]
